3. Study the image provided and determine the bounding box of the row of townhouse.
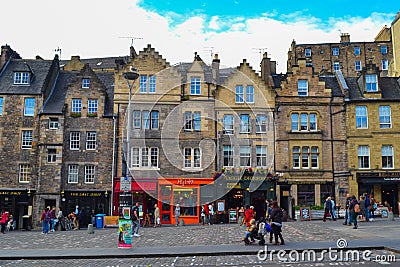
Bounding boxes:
[1,14,400,227]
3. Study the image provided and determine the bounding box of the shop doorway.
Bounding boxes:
[382,185,399,214]
[251,191,266,220]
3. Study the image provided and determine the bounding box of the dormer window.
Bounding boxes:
[365,74,378,92]
[82,78,90,88]
[14,72,30,85]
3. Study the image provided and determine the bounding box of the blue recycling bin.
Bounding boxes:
[95,214,106,229]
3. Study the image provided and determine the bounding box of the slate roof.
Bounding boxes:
[319,75,345,97]
[345,77,400,101]
[272,74,287,89]
[96,72,115,116]
[173,61,213,84]
[0,59,53,95]
[60,56,129,71]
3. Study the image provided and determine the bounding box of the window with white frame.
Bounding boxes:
[297,80,308,96]
[86,132,97,150]
[302,146,310,169]
[223,115,234,134]
[140,75,147,93]
[235,85,244,103]
[151,111,159,129]
[47,148,56,163]
[184,111,201,131]
[68,165,79,183]
[84,165,95,184]
[358,146,370,169]
[0,97,4,115]
[184,147,201,168]
[292,146,300,169]
[382,145,394,169]
[18,164,31,183]
[239,114,250,133]
[356,106,368,129]
[131,147,159,168]
[24,98,35,116]
[355,61,362,71]
[49,118,59,129]
[82,78,90,88]
[223,145,233,167]
[311,147,319,168]
[239,146,251,167]
[256,146,267,167]
[333,62,340,71]
[332,47,339,56]
[190,77,201,95]
[381,45,387,55]
[142,111,150,129]
[246,86,254,103]
[71,99,82,114]
[149,75,156,93]
[88,99,98,115]
[382,60,388,70]
[133,111,141,129]
[354,46,361,55]
[70,131,80,150]
[21,130,33,149]
[14,72,30,85]
[379,106,391,128]
[366,74,378,92]
[291,112,317,131]
[256,115,267,133]
[305,48,312,57]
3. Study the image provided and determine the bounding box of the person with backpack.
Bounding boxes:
[269,201,285,245]
[323,197,332,222]
[349,195,359,229]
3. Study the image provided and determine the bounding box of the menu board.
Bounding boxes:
[300,207,312,221]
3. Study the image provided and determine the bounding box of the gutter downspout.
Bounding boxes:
[111,114,117,215]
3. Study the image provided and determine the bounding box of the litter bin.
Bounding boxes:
[95,214,106,229]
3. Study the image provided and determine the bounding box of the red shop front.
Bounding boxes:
[113,177,158,217]
[158,178,214,225]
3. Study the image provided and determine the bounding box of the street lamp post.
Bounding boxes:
[123,68,139,176]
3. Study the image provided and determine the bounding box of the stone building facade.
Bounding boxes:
[274,59,349,208]
[287,33,392,77]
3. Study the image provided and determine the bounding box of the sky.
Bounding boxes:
[2,0,399,73]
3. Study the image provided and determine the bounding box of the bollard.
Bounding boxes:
[87,224,95,234]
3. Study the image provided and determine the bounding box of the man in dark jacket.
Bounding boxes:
[323,197,332,222]
[343,194,352,226]
[269,201,284,245]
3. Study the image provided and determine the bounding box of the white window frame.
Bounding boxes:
[184,112,193,131]
[140,75,147,93]
[311,147,319,169]
[235,85,244,103]
[84,165,95,184]
[149,75,156,93]
[382,60,388,70]
[86,132,97,150]
[14,72,30,85]
[246,85,254,103]
[366,74,378,92]
[223,115,234,134]
[382,145,394,169]
[256,146,267,167]
[47,148,57,163]
[292,146,300,169]
[24,98,35,116]
[151,111,159,129]
[301,146,310,169]
[18,164,31,183]
[305,48,312,57]
[239,114,250,133]
[256,115,267,133]
[87,99,98,115]
[291,113,299,131]
[190,77,201,95]
[133,111,141,129]
[332,47,339,56]
[142,111,150,129]
[82,78,90,88]
[21,130,33,149]
[379,106,391,129]
[239,146,251,167]
[298,80,308,96]
[71,99,82,114]
[358,146,370,169]
[49,118,59,129]
[183,147,201,169]
[68,165,79,183]
[70,131,80,150]
[131,147,159,169]
[354,46,361,55]
[223,145,233,167]
[356,106,368,129]
[333,62,340,71]
[355,61,362,71]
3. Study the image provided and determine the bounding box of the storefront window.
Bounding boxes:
[320,184,333,206]
[173,188,198,216]
[297,184,315,207]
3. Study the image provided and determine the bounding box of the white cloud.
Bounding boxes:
[2,0,394,73]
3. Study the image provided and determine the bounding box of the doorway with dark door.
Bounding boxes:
[381,185,399,214]
[251,191,266,220]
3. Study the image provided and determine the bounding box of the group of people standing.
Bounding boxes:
[343,193,377,229]
[40,205,81,234]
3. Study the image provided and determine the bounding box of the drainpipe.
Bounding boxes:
[111,114,117,215]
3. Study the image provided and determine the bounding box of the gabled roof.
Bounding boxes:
[0,59,53,95]
[61,56,129,71]
[173,61,213,83]
[319,75,345,97]
[345,77,400,101]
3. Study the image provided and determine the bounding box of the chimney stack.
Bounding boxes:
[340,33,350,43]
[212,53,220,84]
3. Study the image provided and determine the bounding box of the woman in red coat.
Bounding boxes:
[244,205,255,227]
[0,211,9,234]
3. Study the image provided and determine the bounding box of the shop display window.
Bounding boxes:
[173,188,198,216]
[297,184,315,207]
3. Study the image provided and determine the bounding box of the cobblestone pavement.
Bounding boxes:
[0,220,359,250]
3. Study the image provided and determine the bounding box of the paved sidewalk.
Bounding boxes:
[0,217,399,259]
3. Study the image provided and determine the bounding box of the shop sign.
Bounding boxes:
[176,178,194,186]
[0,191,23,196]
[120,176,131,192]
[68,192,103,197]
[358,172,400,178]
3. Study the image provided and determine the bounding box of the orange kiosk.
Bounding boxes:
[158,178,214,225]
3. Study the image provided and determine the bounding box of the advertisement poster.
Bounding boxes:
[118,219,133,248]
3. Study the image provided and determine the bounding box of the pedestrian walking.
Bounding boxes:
[174,204,181,226]
[131,202,141,236]
[349,195,359,229]
[330,196,337,221]
[0,210,9,234]
[269,201,284,245]
[208,203,215,225]
[154,204,160,227]
[323,197,332,222]
[343,193,352,226]
[40,207,50,234]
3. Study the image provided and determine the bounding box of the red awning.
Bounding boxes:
[115,181,156,193]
